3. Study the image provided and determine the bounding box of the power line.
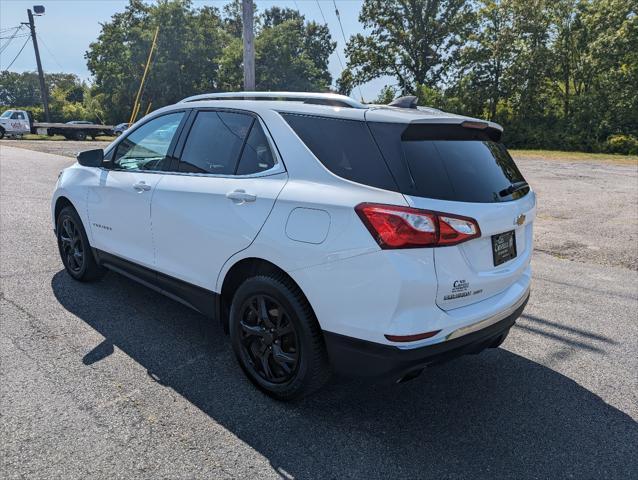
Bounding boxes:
[0,34,29,40]
[314,0,346,75]
[331,1,364,101]
[0,25,22,34]
[3,36,30,71]
[0,26,26,55]
[36,33,64,71]
[315,0,328,24]
[332,1,348,47]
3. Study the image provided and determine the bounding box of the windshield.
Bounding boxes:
[0,111,13,119]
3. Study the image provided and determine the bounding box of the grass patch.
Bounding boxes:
[511,149,637,165]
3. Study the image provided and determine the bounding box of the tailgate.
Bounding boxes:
[406,194,536,310]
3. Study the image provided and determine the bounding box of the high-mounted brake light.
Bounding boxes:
[461,120,489,130]
[355,203,480,249]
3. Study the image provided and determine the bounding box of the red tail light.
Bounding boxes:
[355,203,481,249]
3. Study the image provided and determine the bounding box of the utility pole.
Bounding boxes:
[241,0,255,91]
[25,8,50,122]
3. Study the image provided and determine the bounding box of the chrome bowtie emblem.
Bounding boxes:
[515,214,526,226]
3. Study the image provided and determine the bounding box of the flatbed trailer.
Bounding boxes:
[0,109,113,140]
[32,122,114,141]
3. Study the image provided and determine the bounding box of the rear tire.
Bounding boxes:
[229,274,331,401]
[56,206,105,282]
[74,130,87,141]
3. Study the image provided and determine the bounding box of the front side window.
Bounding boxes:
[179,111,253,174]
[10,111,24,120]
[114,112,185,171]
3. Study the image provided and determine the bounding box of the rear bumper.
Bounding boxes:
[323,290,529,382]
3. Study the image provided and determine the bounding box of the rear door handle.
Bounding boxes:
[226,189,257,203]
[133,181,151,192]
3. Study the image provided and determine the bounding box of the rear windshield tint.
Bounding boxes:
[281,113,397,191]
[369,123,529,203]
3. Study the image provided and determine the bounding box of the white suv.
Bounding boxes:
[52,92,535,400]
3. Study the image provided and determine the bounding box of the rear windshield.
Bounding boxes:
[370,123,529,203]
[282,114,528,203]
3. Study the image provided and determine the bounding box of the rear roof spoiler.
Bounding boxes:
[402,122,503,142]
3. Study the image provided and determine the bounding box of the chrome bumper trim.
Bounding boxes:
[445,287,530,341]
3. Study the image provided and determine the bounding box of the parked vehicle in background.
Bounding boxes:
[113,123,130,136]
[0,109,113,140]
[51,92,535,400]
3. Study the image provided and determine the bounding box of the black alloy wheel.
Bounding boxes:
[238,294,299,384]
[59,216,85,274]
[229,274,331,400]
[56,206,105,282]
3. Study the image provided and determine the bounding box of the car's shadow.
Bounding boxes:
[51,271,638,479]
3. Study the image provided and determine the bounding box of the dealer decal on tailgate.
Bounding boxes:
[444,280,483,301]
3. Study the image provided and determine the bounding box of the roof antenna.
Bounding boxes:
[389,96,418,109]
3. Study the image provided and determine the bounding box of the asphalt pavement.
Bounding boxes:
[1,144,637,479]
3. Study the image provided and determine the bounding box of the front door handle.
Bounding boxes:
[133,181,151,192]
[226,189,257,204]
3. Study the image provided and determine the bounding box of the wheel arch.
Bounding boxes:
[218,257,314,334]
[54,195,75,223]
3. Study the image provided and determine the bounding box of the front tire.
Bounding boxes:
[56,206,105,281]
[229,274,331,401]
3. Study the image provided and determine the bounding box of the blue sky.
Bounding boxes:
[0,0,392,101]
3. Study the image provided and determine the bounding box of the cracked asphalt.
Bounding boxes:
[1,143,637,479]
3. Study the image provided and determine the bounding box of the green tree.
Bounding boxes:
[338,0,473,95]
[454,0,517,120]
[86,1,335,123]
[0,71,85,106]
[86,0,233,123]
[218,6,335,91]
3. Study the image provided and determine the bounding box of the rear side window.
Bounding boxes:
[179,111,253,174]
[281,113,397,191]
[236,122,276,175]
[369,123,529,203]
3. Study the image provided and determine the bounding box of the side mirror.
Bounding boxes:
[77,149,104,167]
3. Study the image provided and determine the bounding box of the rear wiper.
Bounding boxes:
[499,181,529,197]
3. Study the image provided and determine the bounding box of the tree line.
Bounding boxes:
[1,0,636,153]
[339,0,637,154]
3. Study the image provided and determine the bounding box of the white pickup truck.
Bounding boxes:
[0,109,114,141]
